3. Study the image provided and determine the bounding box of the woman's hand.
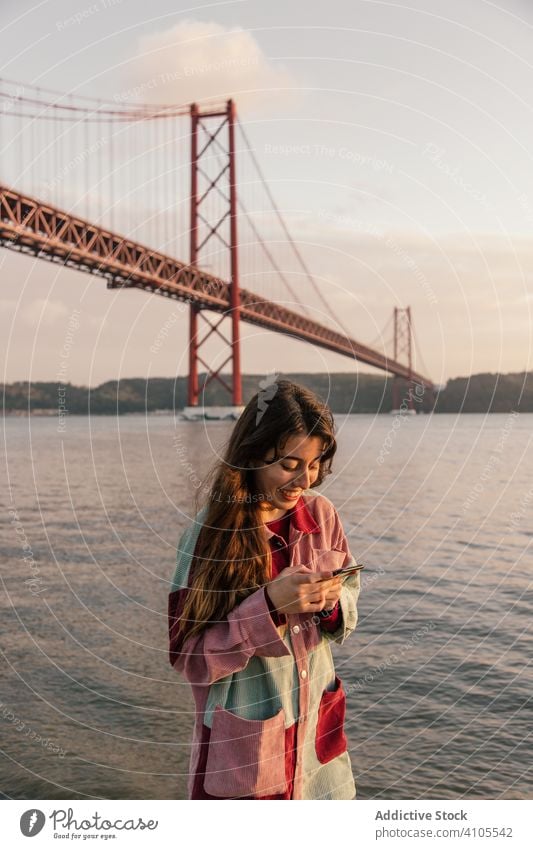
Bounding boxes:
[265,564,342,615]
[322,577,343,611]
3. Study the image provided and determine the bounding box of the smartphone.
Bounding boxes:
[331,564,365,579]
[317,563,364,580]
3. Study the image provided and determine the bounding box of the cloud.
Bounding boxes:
[21,298,69,327]
[120,20,296,113]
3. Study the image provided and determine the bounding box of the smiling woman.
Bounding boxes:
[168,379,362,800]
[255,432,326,520]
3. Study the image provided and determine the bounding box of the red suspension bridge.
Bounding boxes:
[0,77,435,414]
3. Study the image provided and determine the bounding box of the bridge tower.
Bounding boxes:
[391,306,416,413]
[182,99,244,420]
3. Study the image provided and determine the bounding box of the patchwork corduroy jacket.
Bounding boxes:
[168,490,361,800]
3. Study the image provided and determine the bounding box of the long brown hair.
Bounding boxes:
[177,379,337,642]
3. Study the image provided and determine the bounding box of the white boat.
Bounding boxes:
[180,405,244,421]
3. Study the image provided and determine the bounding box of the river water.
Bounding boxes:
[1,412,531,799]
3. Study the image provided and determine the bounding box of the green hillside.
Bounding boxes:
[4,371,532,414]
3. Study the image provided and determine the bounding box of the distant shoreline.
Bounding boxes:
[3,408,530,415]
[3,371,532,414]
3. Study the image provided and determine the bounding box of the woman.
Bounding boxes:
[168,379,362,799]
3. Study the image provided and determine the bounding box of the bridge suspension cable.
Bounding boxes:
[0,75,223,120]
[365,310,394,352]
[237,118,354,339]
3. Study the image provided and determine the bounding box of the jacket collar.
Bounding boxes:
[263,492,321,539]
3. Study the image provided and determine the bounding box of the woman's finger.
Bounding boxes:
[307,598,325,609]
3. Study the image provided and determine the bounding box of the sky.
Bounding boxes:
[1,0,533,387]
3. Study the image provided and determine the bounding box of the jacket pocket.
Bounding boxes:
[204,704,287,798]
[310,548,346,573]
[315,675,348,764]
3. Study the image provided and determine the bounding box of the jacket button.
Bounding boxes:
[300,669,307,679]
[292,625,300,635]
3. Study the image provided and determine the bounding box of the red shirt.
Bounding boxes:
[265,505,342,631]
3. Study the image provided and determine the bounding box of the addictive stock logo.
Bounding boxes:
[20,809,45,836]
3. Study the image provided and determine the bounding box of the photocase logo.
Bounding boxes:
[20,809,45,836]
[256,372,279,424]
